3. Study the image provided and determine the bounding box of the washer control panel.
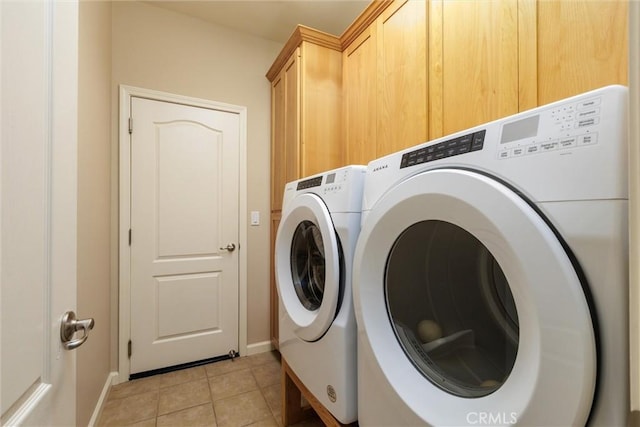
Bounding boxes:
[497,95,602,160]
[400,130,486,169]
[295,168,351,194]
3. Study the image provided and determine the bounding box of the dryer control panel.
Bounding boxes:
[496,94,602,160]
[400,130,486,169]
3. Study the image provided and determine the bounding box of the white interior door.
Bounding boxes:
[129,97,240,374]
[1,1,79,425]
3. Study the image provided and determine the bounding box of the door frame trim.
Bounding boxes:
[117,85,248,383]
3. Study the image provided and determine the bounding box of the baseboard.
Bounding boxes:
[88,371,118,427]
[246,340,274,356]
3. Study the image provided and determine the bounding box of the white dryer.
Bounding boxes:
[276,165,365,424]
[353,86,629,426]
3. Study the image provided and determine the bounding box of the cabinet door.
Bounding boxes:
[430,0,519,138]
[271,52,301,211]
[535,1,628,105]
[284,52,300,185]
[271,72,286,211]
[300,42,343,176]
[377,0,428,156]
[343,26,378,165]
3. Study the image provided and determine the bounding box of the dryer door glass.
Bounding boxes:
[290,220,325,310]
[385,220,519,398]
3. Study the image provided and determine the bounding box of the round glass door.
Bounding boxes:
[275,193,341,342]
[386,220,519,398]
[290,220,326,311]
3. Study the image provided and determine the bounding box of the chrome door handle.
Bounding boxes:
[60,311,94,350]
[219,243,236,252]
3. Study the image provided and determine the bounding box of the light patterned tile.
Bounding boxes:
[205,357,252,378]
[248,351,280,367]
[108,376,161,400]
[158,378,211,416]
[213,390,272,427]
[158,366,206,388]
[251,361,280,389]
[261,383,281,415]
[98,390,158,426]
[209,368,258,401]
[128,418,157,427]
[156,403,216,427]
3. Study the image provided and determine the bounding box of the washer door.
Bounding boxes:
[353,168,597,426]
[276,193,341,342]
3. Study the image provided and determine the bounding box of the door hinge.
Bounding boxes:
[128,229,132,246]
[128,340,132,358]
[128,117,133,134]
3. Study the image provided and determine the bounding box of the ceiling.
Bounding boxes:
[147,1,369,44]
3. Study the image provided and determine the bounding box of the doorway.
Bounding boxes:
[118,86,248,381]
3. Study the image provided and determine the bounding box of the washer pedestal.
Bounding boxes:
[281,358,357,427]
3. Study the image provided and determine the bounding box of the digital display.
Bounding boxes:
[501,115,539,144]
[325,173,336,184]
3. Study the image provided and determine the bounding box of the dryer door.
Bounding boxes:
[276,193,341,342]
[353,168,597,426]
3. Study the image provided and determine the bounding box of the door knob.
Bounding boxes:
[60,311,94,350]
[219,243,236,252]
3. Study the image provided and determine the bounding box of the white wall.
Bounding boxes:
[111,2,283,355]
[78,2,112,425]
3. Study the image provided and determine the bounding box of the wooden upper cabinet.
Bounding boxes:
[283,54,300,188]
[343,26,377,165]
[377,0,428,157]
[532,0,628,106]
[429,0,519,139]
[299,42,343,176]
[267,27,342,208]
[270,66,287,211]
[343,0,428,165]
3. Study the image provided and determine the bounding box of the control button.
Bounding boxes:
[576,117,600,128]
[456,144,471,155]
[578,133,598,146]
[427,143,439,154]
[559,137,577,149]
[434,151,446,160]
[445,138,461,150]
[471,130,486,151]
[498,150,510,159]
[540,142,558,152]
[511,147,525,157]
[576,108,600,120]
[577,97,601,110]
[526,144,540,155]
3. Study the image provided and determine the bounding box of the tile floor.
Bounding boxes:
[97,351,324,427]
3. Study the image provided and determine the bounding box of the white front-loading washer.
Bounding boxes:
[276,165,365,424]
[353,86,629,426]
